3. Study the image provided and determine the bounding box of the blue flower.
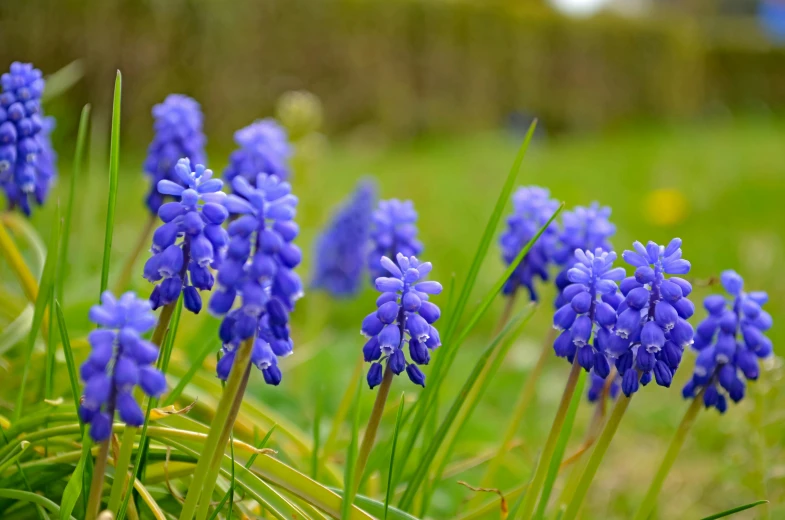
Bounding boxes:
[143,95,206,213]
[209,173,302,385]
[144,159,228,313]
[552,248,625,375]
[363,254,442,388]
[0,62,56,216]
[554,202,615,308]
[224,119,291,189]
[499,186,560,301]
[682,270,772,413]
[613,239,694,396]
[368,199,424,281]
[79,291,166,441]
[312,179,377,296]
[587,370,620,403]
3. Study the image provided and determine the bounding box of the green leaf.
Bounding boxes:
[57,104,90,304]
[161,339,215,407]
[342,379,362,520]
[100,71,121,296]
[42,59,84,102]
[313,384,324,479]
[0,304,33,356]
[331,490,421,520]
[534,369,587,520]
[700,500,769,520]
[385,394,405,520]
[399,306,536,510]
[55,300,83,432]
[59,435,90,520]
[0,489,71,518]
[14,203,60,423]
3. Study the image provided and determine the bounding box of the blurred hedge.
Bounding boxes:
[1,0,784,143]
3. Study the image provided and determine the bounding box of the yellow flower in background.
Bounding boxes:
[644,188,688,226]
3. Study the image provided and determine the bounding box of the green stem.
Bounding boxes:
[562,392,632,520]
[632,392,704,520]
[355,363,394,487]
[195,359,252,520]
[513,357,582,519]
[473,327,554,507]
[179,338,254,520]
[86,438,111,520]
[113,215,156,294]
[106,427,136,513]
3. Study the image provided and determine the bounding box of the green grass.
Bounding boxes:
[2,116,784,519]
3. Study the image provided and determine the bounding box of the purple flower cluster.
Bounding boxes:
[368,199,424,281]
[552,248,625,378]
[554,203,615,308]
[209,173,302,385]
[499,186,560,301]
[312,179,377,297]
[612,239,694,396]
[587,371,620,403]
[0,62,56,216]
[144,159,228,314]
[362,254,442,388]
[79,291,167,441]
[683,270,773,413]
[224,119,291,188]
[143,95,206,213]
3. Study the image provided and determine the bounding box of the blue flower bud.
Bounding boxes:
[217,350,236,381]
[406,364,425,387]
[621,369,639,397]
[409,339,430,365]
[389,349,406,374]
[636,348,655,372]
[653,361,672,387]
[367,363,384,388]
[625,287,649,310]
[377,301,399,324]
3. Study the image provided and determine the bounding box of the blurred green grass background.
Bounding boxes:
[5,114,782,518]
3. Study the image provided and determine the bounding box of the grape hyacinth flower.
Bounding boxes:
[554,202,616,307]
[682,270,773,413]
[143,94,206,213]
[209,173,302,385]
[613,239,694,396]
[79,291,167,441]
[143,159,228,313]
[552,248,625,375]
[499,186,560,301]
[362,253,442,388]
[587,370,620,403]
[224,118,292,188]
[368,199,424,281]
[312,179,376,296]
[0,62,56,216]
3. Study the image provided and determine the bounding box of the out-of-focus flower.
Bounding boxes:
[643,189,688,227]
[312,179,376,297]
[143,159,228,313]
[362,253,442,388]
[552,248,625,376]
[587,370,620,403]
[209,173,302,385]
[224,119,291,188]
[275,90,323,141]
[500,186,560,301]
[0,62,56,216]
[368,199,423,281]
[79,291,165,441]
[554,202,615,307]
[613,239,694,396]
[683,270,772,413]
[143,94,206,213]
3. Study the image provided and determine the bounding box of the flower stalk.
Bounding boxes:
[179,337,254,520]
[633,389,704,520]
[561,392,632,520]
[114,214,156,294]
[355,363,394,486]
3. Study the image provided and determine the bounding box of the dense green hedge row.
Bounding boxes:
[2,0,783,140]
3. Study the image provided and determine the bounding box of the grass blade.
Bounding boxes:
[59,436,90,520]
[100,71,121,295]
[162,339,215,407]
[342,378,362,519]
[533,369,587,519]
[384,394,405,520]
[395,201,562,497]
[312,385,323,479]
[700,500,769,520]
[42,59,84,102]
[57,104,90,303]
[14,203,60,422]
[55,300,83,430]
[399,306,536,510]
[0,489,69,517]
